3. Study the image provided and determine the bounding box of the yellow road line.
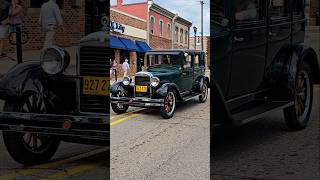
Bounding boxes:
[0,148,108,180]
[110,108,145,120]
[42,163,102,179]
[110,113,143,126]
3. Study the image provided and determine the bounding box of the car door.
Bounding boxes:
[181,53,194,93]
[227,0,268,97]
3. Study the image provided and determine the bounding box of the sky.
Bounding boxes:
[110,0,210,36]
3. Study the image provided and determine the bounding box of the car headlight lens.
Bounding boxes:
[151,77,160,87]
[40,46,70,75]
[123,76,131,86]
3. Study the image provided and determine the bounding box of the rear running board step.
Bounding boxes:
[233,101,294,125]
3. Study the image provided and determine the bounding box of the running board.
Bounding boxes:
[182,93,201,101]
[233,101,294,125]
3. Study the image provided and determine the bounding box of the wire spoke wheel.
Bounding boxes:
[294,70,311,123]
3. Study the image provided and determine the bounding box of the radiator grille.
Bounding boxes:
[135,76,151,98]
[79,46,111,113]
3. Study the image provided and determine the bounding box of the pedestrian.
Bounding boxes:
[39,0,63,49]
[0,0,10,57]
[8,0,23,49]
[110,59,118,81]
[122,59,130,78]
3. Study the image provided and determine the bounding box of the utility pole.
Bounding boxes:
[200,1,205,51]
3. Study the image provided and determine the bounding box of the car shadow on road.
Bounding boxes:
[212,115,289,161]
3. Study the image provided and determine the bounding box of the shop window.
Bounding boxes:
[159,20,163,37]
[292,0,304,16]
[167,24,171,38]
[150,16,155,34]
[120,50,130,64]
[30,0,64,9]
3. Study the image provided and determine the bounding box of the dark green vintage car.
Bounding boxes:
[110,49,210,119]
[212,0,320,130]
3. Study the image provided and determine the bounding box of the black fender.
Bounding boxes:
[155,83,182,100]
[193,75,210,93]
[110,81,134,97]
[211,77,236,125]
[0,61,46,101]
[291,44,319,84]
[276,44,320,100]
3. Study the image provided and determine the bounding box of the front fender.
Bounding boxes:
[155,83,182,100]
[0,61,46,100]
[110,81,134,97]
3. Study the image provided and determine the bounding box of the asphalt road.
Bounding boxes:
[0,92,210,179]
[110,94,210,180]
[212,85,320,180]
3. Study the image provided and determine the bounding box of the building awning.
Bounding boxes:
[118,37,140,51]
[109,36,126,50]
[136,41,152,52]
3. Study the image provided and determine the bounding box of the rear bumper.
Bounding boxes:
[111,97,164,107]
[0,112,109,145]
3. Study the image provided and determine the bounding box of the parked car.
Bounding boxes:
[212,0,320,130]
[110,50,210,119]
[0,31,110,165]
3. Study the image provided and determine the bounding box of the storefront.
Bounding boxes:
[110,8,152,77]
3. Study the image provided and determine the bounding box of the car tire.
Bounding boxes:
[284,61,313,131]
[111,91,129,114]
[160,89,177,119]
[2,92,60,166]
[199,81,208,103]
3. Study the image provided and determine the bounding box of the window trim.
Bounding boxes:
[159,19,164,37]
[150,16,155,35]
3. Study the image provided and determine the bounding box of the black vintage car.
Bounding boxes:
[212,0,320,130]
[110,50,210,119]
[0,32,110,165]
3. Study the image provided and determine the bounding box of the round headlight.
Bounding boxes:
[151,77,160,87]
[123,76,131,86]
[40,46,70,75]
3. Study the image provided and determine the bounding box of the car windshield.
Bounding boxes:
[146,54,182,69]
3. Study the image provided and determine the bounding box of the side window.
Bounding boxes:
[194,55,200,67]
[235,0,260,22]
[292,0,304,16]
[184,55,192,68]
[269,0,289,19]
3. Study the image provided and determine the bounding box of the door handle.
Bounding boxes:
[234,36,244,42]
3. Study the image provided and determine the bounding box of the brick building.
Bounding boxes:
[5,0,108,52]
[111,0,192,50]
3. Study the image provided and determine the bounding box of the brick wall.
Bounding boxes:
[110,9,146,30]
[149,34,172,49]
[6,0,85,52]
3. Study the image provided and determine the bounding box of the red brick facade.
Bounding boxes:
[6,0,85,52]
[149,34,172,50]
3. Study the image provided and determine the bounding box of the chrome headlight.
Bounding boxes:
[40,46,70,75]
[151,77,160,87]
[123,76,131,86]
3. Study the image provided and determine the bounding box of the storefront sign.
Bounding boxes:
[101,16,125,33]
[110,21,125,33]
